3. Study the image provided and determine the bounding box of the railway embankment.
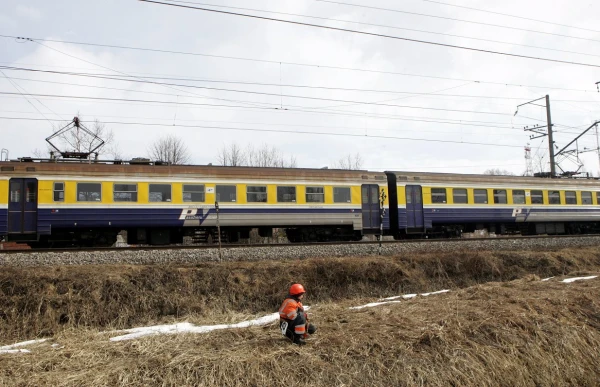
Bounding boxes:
[1,235,600,267]
[1,244,599,342]
[1,244,599,386]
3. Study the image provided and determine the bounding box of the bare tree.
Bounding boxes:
[334,153,363,170]
[247,144,297,168]
[217,143,247,166]
[217,143,297,168]
[483,168,514,176]
[148,134,191,165]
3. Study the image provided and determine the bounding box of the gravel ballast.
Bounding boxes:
[1,236,600,267]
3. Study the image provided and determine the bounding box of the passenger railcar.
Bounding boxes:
[2,158,600,247]
[0,160,389,246]
[387,171,600,237]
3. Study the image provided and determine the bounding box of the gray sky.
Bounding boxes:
[1,0,600,175]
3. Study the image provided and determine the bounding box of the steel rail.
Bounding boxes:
[1,234,599,254]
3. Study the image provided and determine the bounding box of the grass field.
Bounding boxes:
[1,247,599,386]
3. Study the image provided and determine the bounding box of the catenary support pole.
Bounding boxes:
[546,95,556,177]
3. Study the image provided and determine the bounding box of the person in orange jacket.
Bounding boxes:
[278,283,317,345]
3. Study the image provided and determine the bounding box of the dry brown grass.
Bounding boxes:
[0,247,600,385]
[0,275,599,386]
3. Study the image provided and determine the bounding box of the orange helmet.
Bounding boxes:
[289,283,306,296]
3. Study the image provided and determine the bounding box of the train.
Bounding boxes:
[2,157,600,247]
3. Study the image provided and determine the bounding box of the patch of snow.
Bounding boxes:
[356,290,449,310]
[381,293,417,301]
[0,349,30,354]
[349,301,402,310]
[421,290,450,297]
[541,277,554,281]
[0,338,47,350]
[561,275,597,283]
[108,307,310,342]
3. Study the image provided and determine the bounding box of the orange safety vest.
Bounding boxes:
[278,297,306,335]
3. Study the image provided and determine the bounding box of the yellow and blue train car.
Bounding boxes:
[0,160,389,246]
[386,171,600,237]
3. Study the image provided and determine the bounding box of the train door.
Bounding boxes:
[8,178,38,239]
[405,185,424,232]
[361,184,380,230]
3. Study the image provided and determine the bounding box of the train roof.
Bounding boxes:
[385,170,600,187]
[0,159,386,182]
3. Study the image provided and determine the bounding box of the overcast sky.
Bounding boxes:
[1,0,600,175]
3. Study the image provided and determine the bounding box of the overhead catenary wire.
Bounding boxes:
[0,89,513,117]
[2,35,598,93]
[316,0,600,44]
[30,39,276,111]
[0,116,527,148]
[148,1,600,59]
[0,70,60,127]
[0,92,538,131]
[415,0,600,34]
[136,0,600,69]
[3,65,600,104]
[0,109,527,138]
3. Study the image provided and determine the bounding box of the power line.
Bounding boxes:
[3,64,599,103]
[316,0,600,44]
[137,1,600,69]
[0,70,60,126]
[30,38,275,111]
[2,35,597,93]
[0,116,526,148]
[145,1,600,59]
[416,0,600,34]
[0,109,524,137]
[0,80,514,116]
[3,66,599,119]
[0,91,535,131]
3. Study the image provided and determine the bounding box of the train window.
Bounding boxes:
[453,188,467,204]
[183,185,205,202]
[149,184,171,202]
[368,186,379,204]
[493,190,507,204]
[565,191,577,205]
[53,182,64,202]
[216,185,236,202]
[582,191,592,205]
[114,184,138,202]
[277,186,296,202]
[474,189,488,204]
[531,190,543,204]
[431,188,447,204]
[548,191,561,205]
[597,192,600,205]
[25,182,36,203]
[512,190,525,204]
[333,187,351,203]
[10,181,21,203]
[77,183,102,202]
[306,187,324,203]
[247,186,267,203]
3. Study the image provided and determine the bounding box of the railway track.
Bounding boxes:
[2,233,600,254]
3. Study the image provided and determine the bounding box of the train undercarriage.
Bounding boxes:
[395,221,600,239]
[13,221,600,248]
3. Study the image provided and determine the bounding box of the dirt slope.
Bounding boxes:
[0,247,599,386]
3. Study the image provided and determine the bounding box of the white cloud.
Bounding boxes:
[0,0,599,173]
[16,5,42,21]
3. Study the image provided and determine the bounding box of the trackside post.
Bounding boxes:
[215,201,222,262]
